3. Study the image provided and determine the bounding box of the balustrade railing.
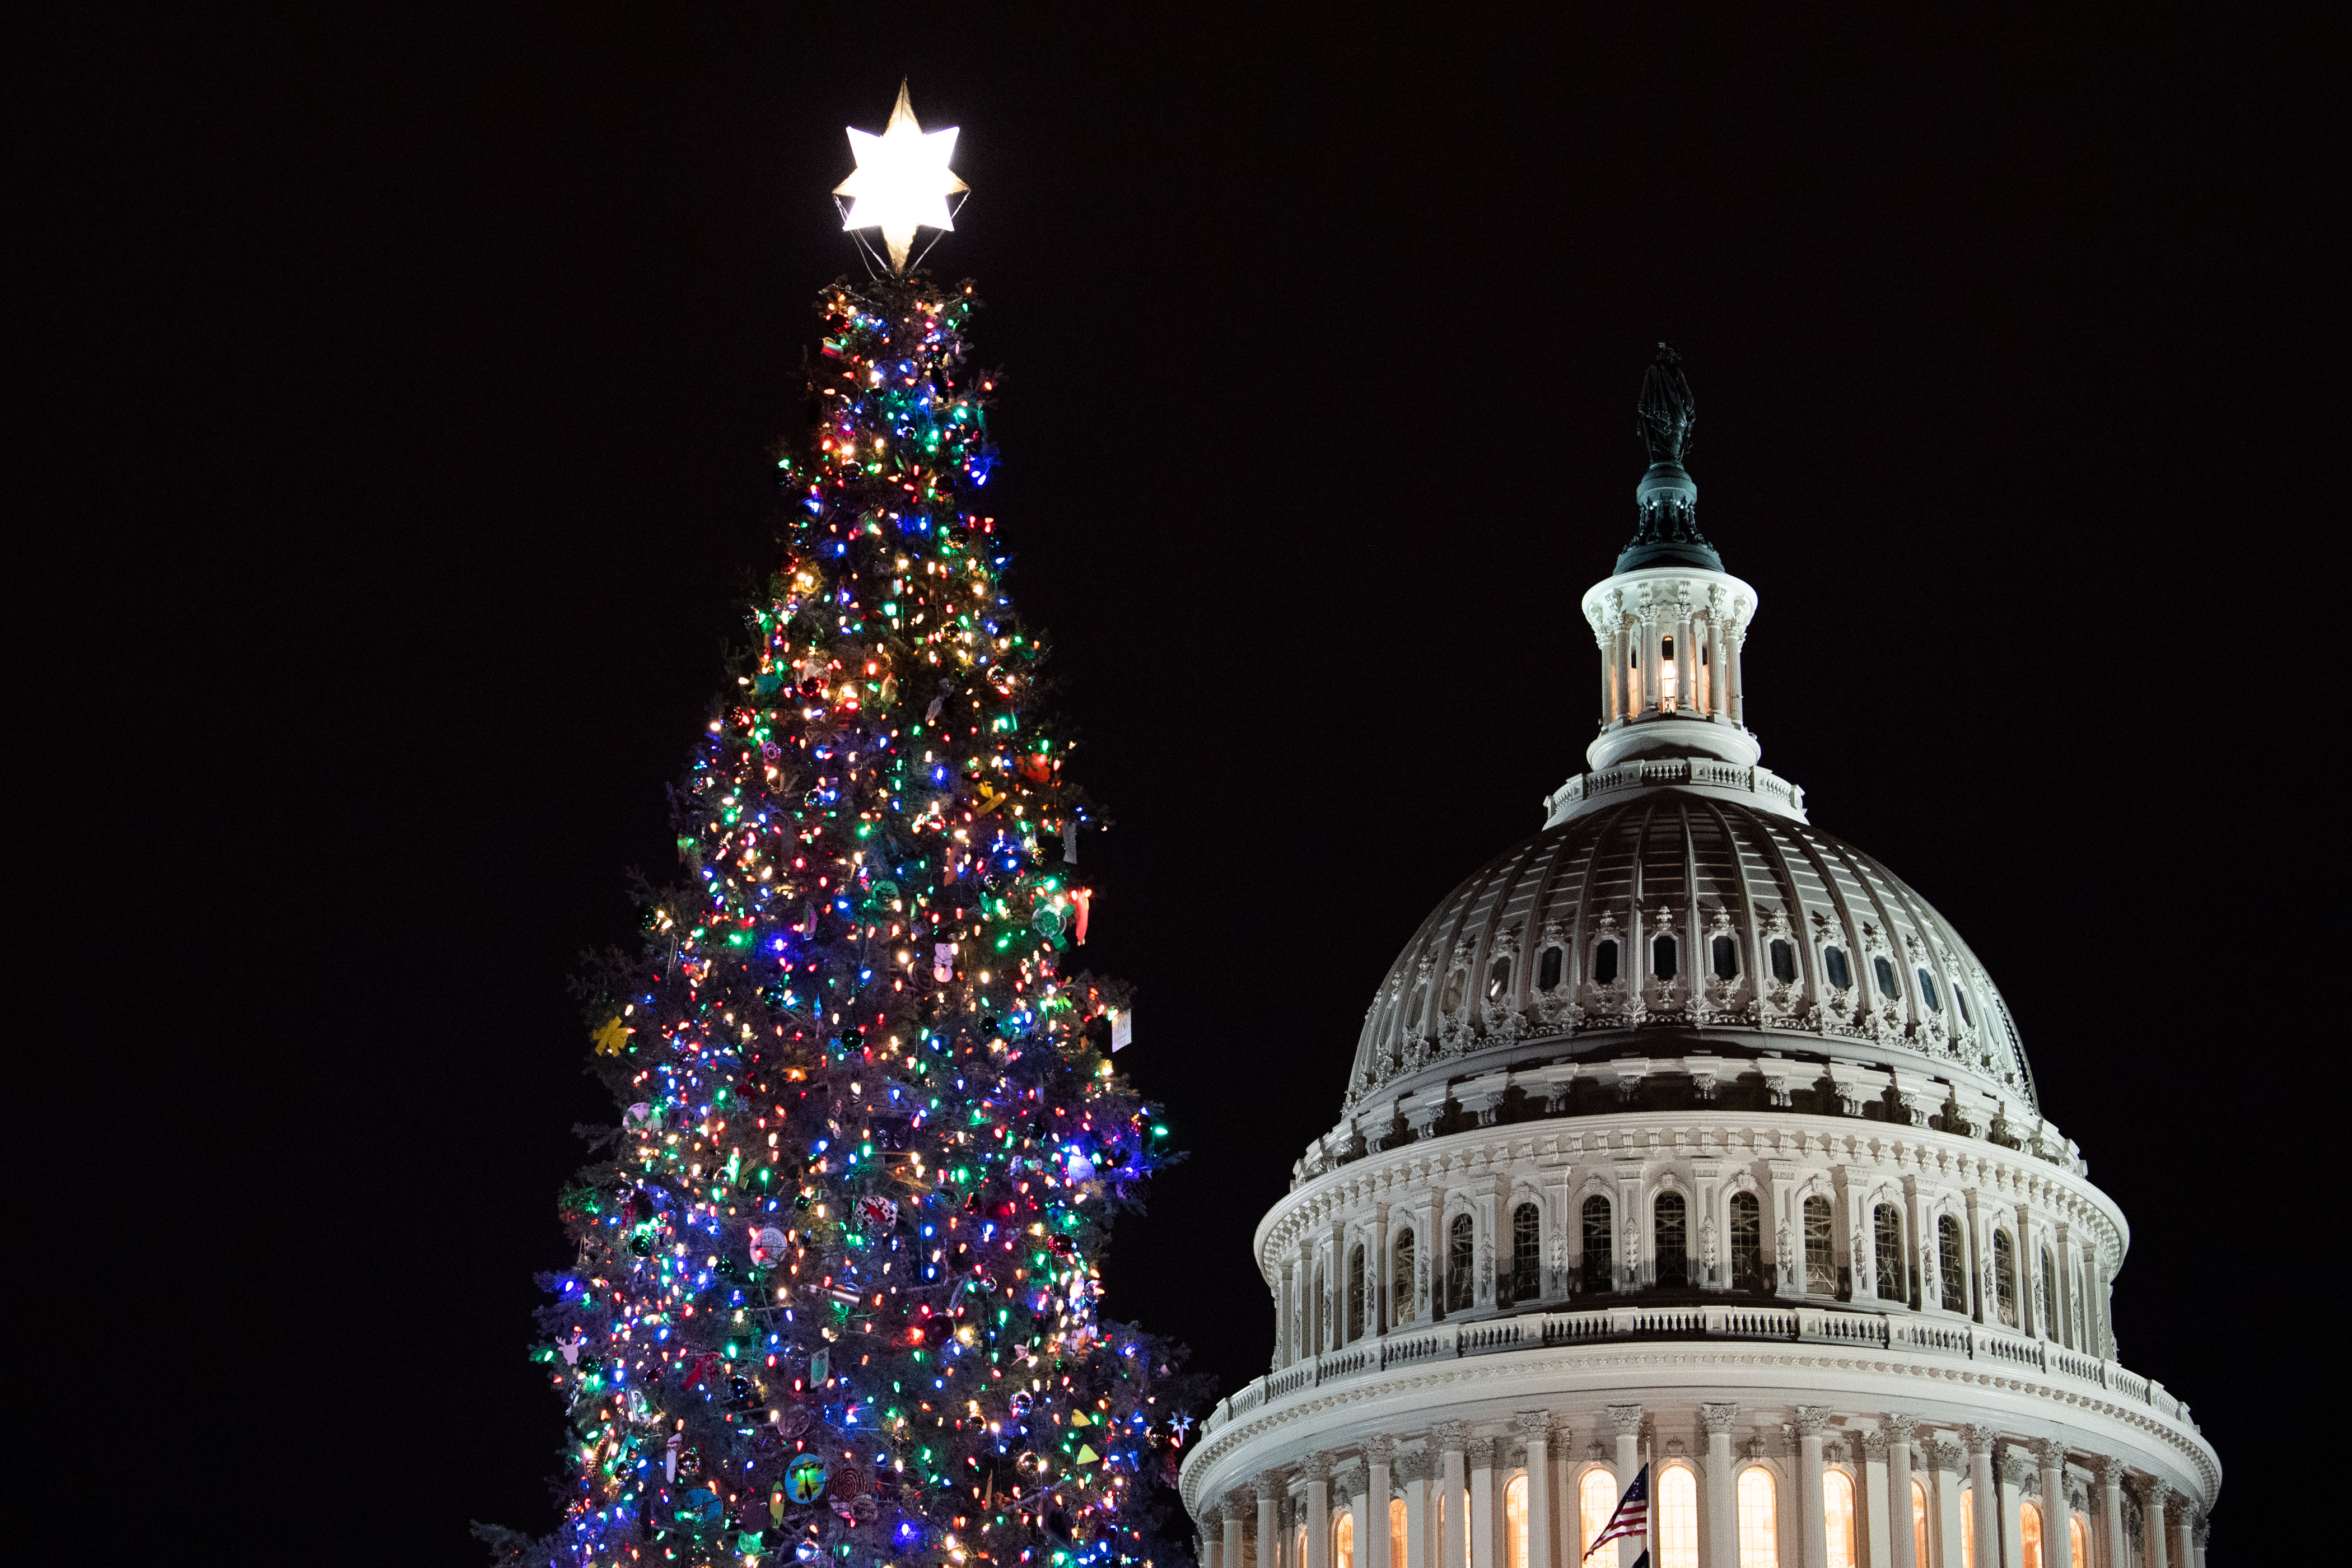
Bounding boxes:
[1202,1305,2192,1441]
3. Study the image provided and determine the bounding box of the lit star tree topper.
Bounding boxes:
[833,81,968,272]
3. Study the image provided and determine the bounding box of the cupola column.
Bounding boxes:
[1516,1414,1553,1568]
[1701,1405,1740,1568]
[1794,1407,1830,1568]
[1467,1438,1497,1568]
[1963,1429,2000,1568]
[1259,1478,1284,1568]
[1884,1416,1919,1568]
[1707,608,1728,720]
[1305,1455,1335,1568]
[1729,626,1747,727]
[2031,1441,2072,1568]
[1366,1439,1397,1568]
[1436,1426,1469,1568]
[1606,1406,1644,1568]
[1400,1450,1432,1568]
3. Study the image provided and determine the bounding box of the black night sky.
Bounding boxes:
[37,6,2327,1564]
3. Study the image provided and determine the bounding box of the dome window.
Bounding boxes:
[1407,984,1426,1029]
[1993,1229,2019,1327]
[1390,1229,1415,1326]
[1594,939,1621,987]
[1346,1244,1366,1342]
[1730,1190,1764,1291]
[1917,968,1942,1012]
[1486,956,1511,1002]
[1654,1192,1688,1287]
[1954,986,1973,1026]
[1769,939,1797,984]
[1874,1205,1906,1302]
[1803,1194,1836,1295]
[1937,1215,1968,1313]
[1822,945,1851,990]
[1651,934,1678,981]
[1441,969,1466,1015]
[1873,955,1900,998]
[1580,1196,1612,1294]
[1711,935,1738,981]
[1538,945,1564,991]
[1510,1202,1541,1303]
[1446,1214,1474,1313]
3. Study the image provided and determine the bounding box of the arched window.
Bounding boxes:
[1392,1229,1416,1326]
[1955,986,1973,1026]
[1911,1479,1930,1568]
[1653,933,1679,981]
[1309,1267,1324,1351]
[1487,957,1511,1002]
[1959,1487,1975,1568]
[1407,984,1426,1030]
[1822,946,1852,990]
[1730,1191,1764,1290]
[1581,1196,1613,1294]
[1347,1244,1366,1342]
[1594,939,1620,987]
[1770,939,1798,984]
[2069,1514,2089,1568]
[2041,1248,2058,1339]
[1504,1474,1528,1568]
[1994,1230,2019,1327]
[1938,1215,1968,1312]
[1656,1467,1698,1568]
[1736,1468,1777,1568]
[1297,1525,1308,1568]
[1917,968,1942,1011]
[1447,1214,1475,1313]
[1712,935,1739,981]
[1538,946,1564,991]
[1823,1470,1857,1568]
[1655,1192,1688,1287]
[1873,955,1900,998]
[1580,1470,1620,1563]
[1334,1508,1355,1568]
[1511,1202,1541,1304]
[1804,1194,1836,1294]
[2019,1500,2043,1568]
[1390,1499,1407,1568]
[1441,969,1466,1016]
[1874,1205,1905,1301]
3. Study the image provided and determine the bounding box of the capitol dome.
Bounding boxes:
[1180,346,2217,1568]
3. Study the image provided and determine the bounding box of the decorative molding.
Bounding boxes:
[1793,1406,1831,1436]
[1515,1411,1553,1444]
[1863,1431,1890,1461]
[1431,1421,1467,1454]
[1606,1403,1645,1436]
[1363,1435,1397,1466]
[1466,1436,1497,1469]
[1700,1402,1740,1438]
[1302,1453,1334,1485]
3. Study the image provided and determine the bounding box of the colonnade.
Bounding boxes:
[1194,1408,2205,1568]
[1593,597,1746,729]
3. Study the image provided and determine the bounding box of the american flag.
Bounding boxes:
[1583,1464,1649,1561]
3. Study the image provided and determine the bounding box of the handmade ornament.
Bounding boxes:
[856,1194,899,1229]
[925,686,948,722]
[623,1102,656,1131]
[665,1431,683,1482]
[866,879,901,909]
[785,1453,829,1505]
[591,1017,629,1057]
[1064,1150,1095,1183]
[809,1348,830,1385]
[973,781,1008,816]
[684,1487,724,1526]
[1110,1010,1132,1053]
[1032,902,1068,940]
[932,942,955,982]
[557,1329,587,1366]
[1071,888,1092,944]
[750,1225,790,1267]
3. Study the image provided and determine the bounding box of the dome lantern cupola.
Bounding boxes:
[1553,346,1803,824]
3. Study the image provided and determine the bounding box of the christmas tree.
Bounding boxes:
[487,94,1199,1568]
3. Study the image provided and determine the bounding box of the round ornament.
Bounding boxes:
[1032,903,1068,939]
[784,1454,828,1505]
[1064,1150,1096,1183]
[750,1225,790,1268]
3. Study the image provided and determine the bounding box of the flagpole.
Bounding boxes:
[1642,1439,1653,1568]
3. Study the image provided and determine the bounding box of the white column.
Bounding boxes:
[1468,1438,1497,1568]
[2190,1511,2209,1568]
[1864,1430,1893,1568]
[1403,1449,1432,1568]
[1676,604,1696,713]
[1226,1494,1248,1568]
[2093,1459,2124,1568]
[1308,1456,1335,1568]
[1261,1478,1285,1568]
[1598,623,1617,726]
[1964,1431,2000,1568]
[1205,1534,1221,1568]
[2032,1442,2071,1568]
[1374,1205,1392,1335]
[1795,1408,1829,1568]
[1608,1406,1643,1568]
[1354,1482,1371,1568]
[1729,627,1747,726]
[2137,1481,2169,1568]
[1369,1439,1397,1568]
[1883,1417,1918,1568]
[1708,612,1728,720]
[1519,1414,1553,1568]
[2168,1504,2194,1568]
[1639,608,1660,716]
[1702,1404,1739,1568]
[1996,1449,2028,1568]
[1439,1425,1469,1568]
[1924,1439,1966,1568]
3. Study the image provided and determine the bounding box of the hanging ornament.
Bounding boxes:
[683,1486,724,1526]
[1020,753,1052,784]
[665,1431,683,1482]
[856,1194,899,1229]
[1062,820,1079,864]
[866,878,902,910]
[557,1329,587,1366]
[591,1017,629,1057]
[624,1102,656,1131]
[1032,902,1068,940]
[750,1225,790,1268]
[1071,888,1093,945]
[1065,1149,1095,1183]
[677,1442,704,1481]
[785,1453,829,1505]
[932,942,955,982]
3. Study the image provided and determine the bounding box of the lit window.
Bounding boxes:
[1653,934,1679,981]
[1769,939,1796,984]
[1407,984,1426,1029]
[1448,1214,1475,1313]
[1917,968,1941,1012]
[1994,1230,2019,1327]
[1335,1508,1355,1568]
[1823,1470,1857,1568]
[2019,1501,2043,1568]
[1581,1196,1613,1294]
[1391,1500,1407,1568]
[1595,939,1620,986]
[1804,1195,1836,1294]
[1911,1480,1930,1568]
[2069,1515,2089,1568]
[1938,1215,1968,1312]
[1823,946,1851,990]
[1737,1468,1777,1568]
[1655,1192,1688,1287]
[1392,1229,1416,1326]
[1712,935,1738,981]
[1538,946,1564,991]
[1298,1527,1308,1568]
[1581,1470,1620,1562]
[1730,1191,1764,1290]
[1347,1244,1365,1342]
[1442,969,1465,1015]
[1511,1203,1541,1304]
[1960,1487,1975,1568]
[1487,957,1511,1002]
[1656,1467,1698,1568]
[1874,1205,1905,1301]
[1505,1474,1528,1568]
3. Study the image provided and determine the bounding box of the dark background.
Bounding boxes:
[32,4,2329,1563]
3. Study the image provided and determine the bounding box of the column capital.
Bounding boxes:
[1922,1438,1965,1473]
[1963,1424,1998,1457]
[1397,1449,1433,1485]
[1700,1402,1741,1437]
[1466,1435,1498,1469]
[1605,1403,1645,1436]
[2192,1514,2211,1547]
[2029,1437,2065,1468]
[1432,1421,1468,1454]
[1223,1492,1253,1524]
[1793,1406,1831,1436]
[1304,1453,1335,1484]
[1365,1435,1399,1466]
[1256,1473,1285,1505]
[1883,1413,1918,1443]
[1998,1449,2033,1488]
[1515,1411,1553,1445]
[1862,1431,1891,1461]
[2134,1476,2172,1510]
[2089,1454,2124,1488]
